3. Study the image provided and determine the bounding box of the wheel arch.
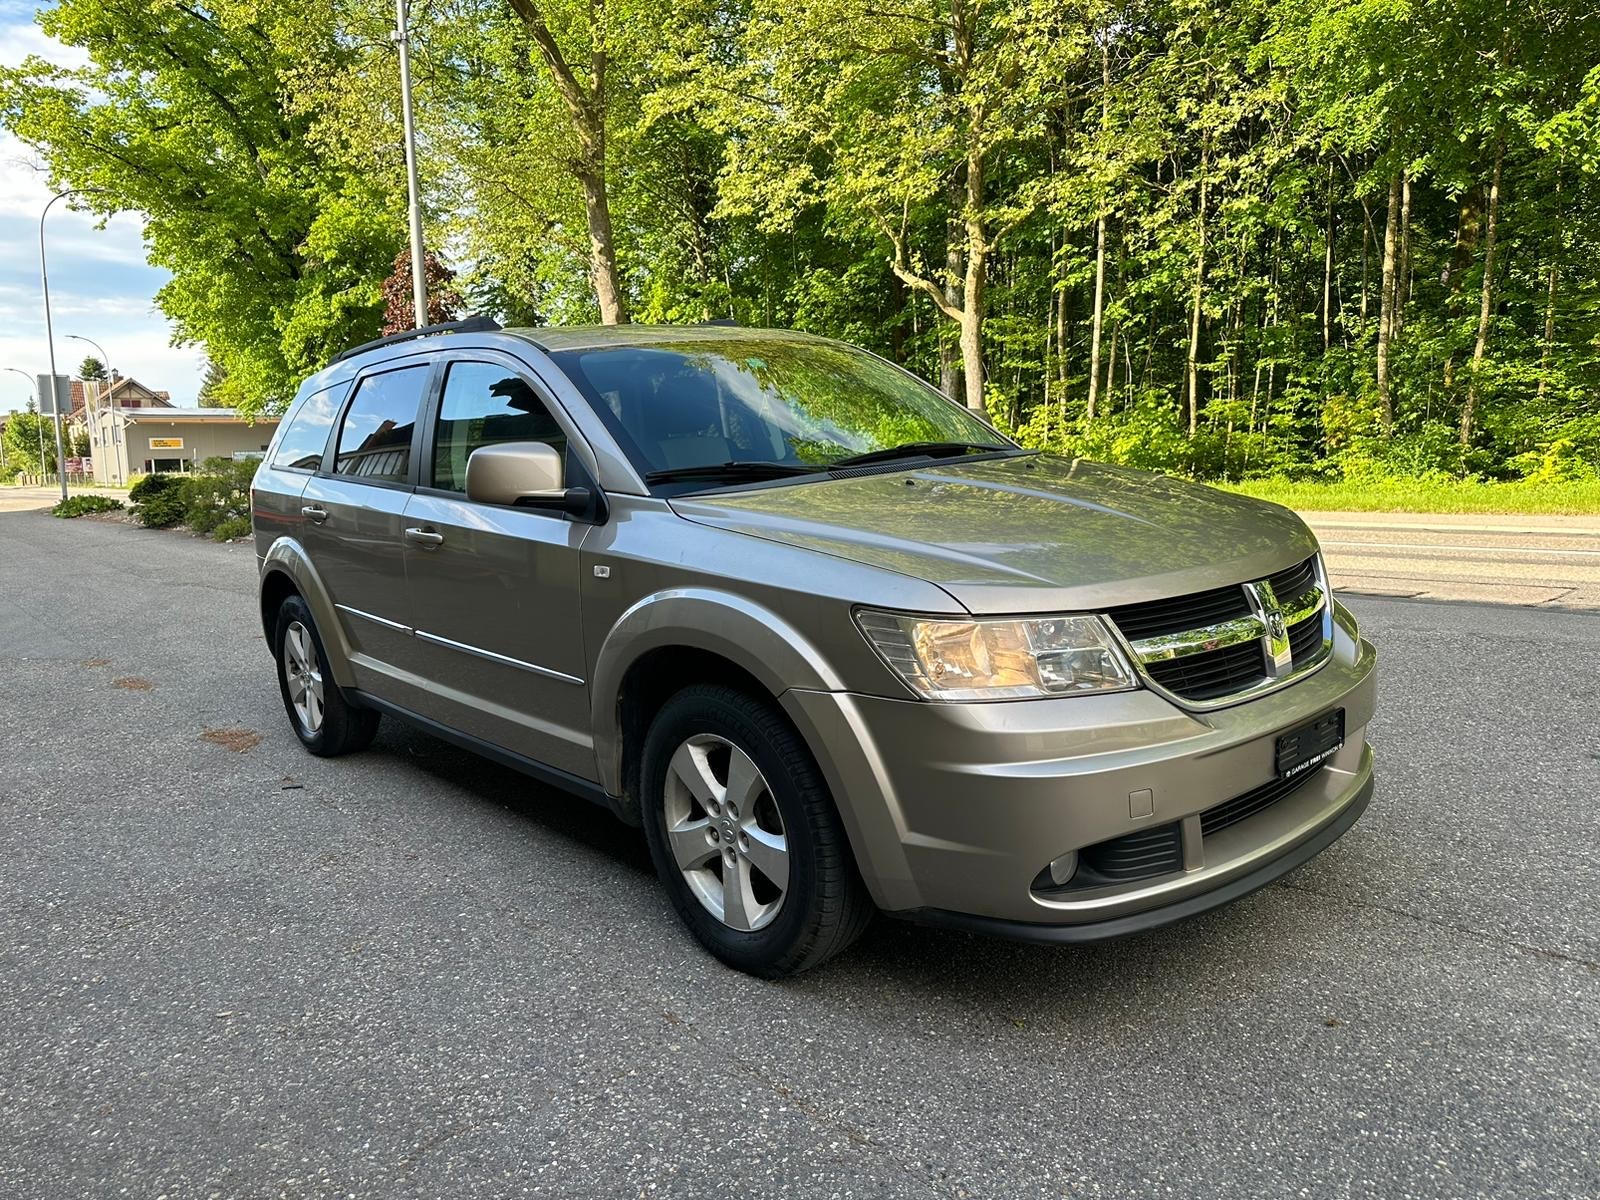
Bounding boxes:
[258,537,357,688]
[593,589,847,820]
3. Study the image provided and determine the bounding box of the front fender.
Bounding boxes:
[259,537,357,689]
[589,587,847,796]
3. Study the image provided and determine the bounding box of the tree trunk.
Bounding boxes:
[577,157,627,324]
[1396,172,1413,334]
[1086,43,1110,423]
[1375,170,1401,430]
[1537,176,1560,403]
[940,171,966,400]
[1441,188,1483,394]
[959,139,988,414]
[1460,134,1505,448]
[1186,168,1208,437]
[1321,162,1335,352]
[510,0,628,323]
[1087,212,1107,422]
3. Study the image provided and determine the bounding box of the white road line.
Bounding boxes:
[1311,521,1600,537]
[1322,539,1600,557]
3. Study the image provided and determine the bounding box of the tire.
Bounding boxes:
[272,594,380,757]
[641,684,873,977]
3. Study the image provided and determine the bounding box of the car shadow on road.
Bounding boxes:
[358,716,1320,1022]
[363,720,657,878]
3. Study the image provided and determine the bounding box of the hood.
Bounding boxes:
[668,455,1318,615]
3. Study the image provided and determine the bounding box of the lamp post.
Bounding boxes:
[3,366,46,484]
[392,0,428,329]
[65,333,117,483]
[38,191,90,501]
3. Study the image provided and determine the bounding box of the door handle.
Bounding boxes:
[404,526,445,547]
[301,505,328,523]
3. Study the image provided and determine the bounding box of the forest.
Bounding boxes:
[3,0,1599,489]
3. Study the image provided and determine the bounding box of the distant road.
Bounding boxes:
[1304,510,1600,611]
[5,484,1597,610]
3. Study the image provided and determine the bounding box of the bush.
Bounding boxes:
[51,494,124,518]
[210,514,253,541]
[131,473,187,528]
[180,457,256,540]
[128,472,181,503]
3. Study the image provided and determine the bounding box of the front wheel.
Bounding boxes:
[641,684,873,977]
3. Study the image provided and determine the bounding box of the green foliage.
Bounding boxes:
[2,407,55,476]
[0,1,404,420]
[50,494,123,518]
[180,458,257,539]
[129,473,186,527]
[3,0,1599,484]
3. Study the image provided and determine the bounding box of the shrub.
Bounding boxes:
[210,514,253,542]
[131,472,187,527]
[180,457,256,539]
[128,472,181,503]
[51,494,124,518]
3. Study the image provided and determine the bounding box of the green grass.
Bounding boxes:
[1216,476,1600,516]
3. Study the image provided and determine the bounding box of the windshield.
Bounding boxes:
[548,337,1014,488]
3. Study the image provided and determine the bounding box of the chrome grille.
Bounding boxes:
[1107,554,1333,707]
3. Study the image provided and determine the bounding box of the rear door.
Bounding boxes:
[299,360,434,691]
[398,354,596,779]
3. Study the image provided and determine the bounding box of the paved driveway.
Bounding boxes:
[1,509,1595,1198]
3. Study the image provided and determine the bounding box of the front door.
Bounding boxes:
[399,357,595,780]
[299,361,432,690]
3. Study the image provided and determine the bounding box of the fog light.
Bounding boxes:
[1046,850,1077,887]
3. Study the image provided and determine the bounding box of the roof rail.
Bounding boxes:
[332,315,503,364]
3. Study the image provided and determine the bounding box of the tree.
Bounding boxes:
[2,403,55,476]
[0,0,405,420]
[197,360,229,408]
[502,0,639,323]
[77,356,106,382]
[382,249,463,333]
[686,0,1100,413]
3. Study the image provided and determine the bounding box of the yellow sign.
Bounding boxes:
[148,437,184,450]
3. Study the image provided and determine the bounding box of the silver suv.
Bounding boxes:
[253,320,1376,977]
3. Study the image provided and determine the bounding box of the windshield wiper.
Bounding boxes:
[827,440,1011,469]
[645,460,823,484]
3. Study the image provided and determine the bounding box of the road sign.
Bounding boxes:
[35,373,71,417]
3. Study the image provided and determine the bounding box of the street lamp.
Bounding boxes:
[40,189,104,502]
[65,333,117,483]
[392,0,428,329]
[3,366,47,483]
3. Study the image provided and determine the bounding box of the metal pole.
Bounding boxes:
[40,191,77,502]
[394,0,428,329]
[65,334,116,483]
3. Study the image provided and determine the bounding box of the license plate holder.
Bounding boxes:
[1275,709,1344,780]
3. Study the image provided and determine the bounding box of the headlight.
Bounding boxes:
[855,610,1138,701]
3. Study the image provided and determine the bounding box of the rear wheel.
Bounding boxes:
[641,684,873,977]
[273,595,379,756]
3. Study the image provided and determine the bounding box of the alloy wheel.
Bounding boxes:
[282,620,325,734]
[662,733,789,931]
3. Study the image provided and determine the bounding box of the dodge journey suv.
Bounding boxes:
[253,319,1377,977]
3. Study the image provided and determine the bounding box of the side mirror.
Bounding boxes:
[464,442,599,519]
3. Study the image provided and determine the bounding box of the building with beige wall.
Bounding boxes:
[89,407,280,484]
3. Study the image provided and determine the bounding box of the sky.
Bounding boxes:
[0,1,205,417]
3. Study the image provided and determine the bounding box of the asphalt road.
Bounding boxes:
[1,508,1596,1199]
[1305,511,1600,610]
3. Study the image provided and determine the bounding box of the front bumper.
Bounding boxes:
[781,601,1376,930]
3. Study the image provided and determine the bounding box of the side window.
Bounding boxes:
[432,361,568,493]
[334,366,428,482]
[270,386,341,471]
